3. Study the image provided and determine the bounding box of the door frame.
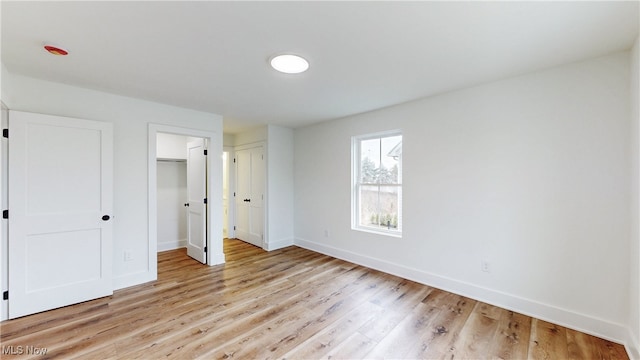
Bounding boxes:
[223,146,235,239]
[148,124,224,268]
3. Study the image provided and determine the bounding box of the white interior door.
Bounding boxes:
[8,111,113,318]
[234,146,263,247]
[186,138,207,264]
[250,147,264,245]
[235,148,251,244]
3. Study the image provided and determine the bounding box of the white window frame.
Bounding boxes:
[352,130,402,237]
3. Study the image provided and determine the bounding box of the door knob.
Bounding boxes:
[102,215,111,221]
[184,203,190,207]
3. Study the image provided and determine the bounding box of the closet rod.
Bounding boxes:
[157,158,186,163]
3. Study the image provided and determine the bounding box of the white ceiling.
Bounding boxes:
[2,1,639,134]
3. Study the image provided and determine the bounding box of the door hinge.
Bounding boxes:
[233,192,236,197]
[204,149,208,156]
[204,246,207,253]
[2,129,7,138]
[234,226,236,230]
[203,198,207,204]
[3,291,8,300]
[2,210,7,219]
[233,158,236,163]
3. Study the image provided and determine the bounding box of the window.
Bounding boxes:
[352,131,402,236]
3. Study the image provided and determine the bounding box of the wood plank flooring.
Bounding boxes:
[0,239,629,359]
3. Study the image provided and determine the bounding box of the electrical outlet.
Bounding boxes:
[481,260,490,273]
[124,250,133,262]
[324,229,330,238]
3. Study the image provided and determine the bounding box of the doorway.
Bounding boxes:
[155,133,208,263]
[148,124,224,274]
[156,133,189,252]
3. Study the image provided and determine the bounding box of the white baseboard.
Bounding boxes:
[209,251,225,266]
[113,270,156,291]
[265,237,294,251]
[157,239,187,252]
[295,237,629,349]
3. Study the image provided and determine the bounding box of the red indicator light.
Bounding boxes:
[44,45,68,56]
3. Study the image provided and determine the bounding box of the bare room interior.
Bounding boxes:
[1,1,639,359]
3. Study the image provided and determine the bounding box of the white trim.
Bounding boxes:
[113,271,156,291]
[265,237,294,251]
[209,250,225,266]
[157,239,187,252]
[224,146,235,239]
[355,224,403,238]
[235,141,265,152]
[353,129,404,142]
[148,124,225,270]
[295,237,630,348]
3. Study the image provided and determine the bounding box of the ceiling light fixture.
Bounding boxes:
[44,44,68,56]
[270,54,309,74]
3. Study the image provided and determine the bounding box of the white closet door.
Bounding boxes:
[235,148,250,244]
[235,146,263,248]
[8,111,113,318]
[248,147,264,245]
[186,138,207,264]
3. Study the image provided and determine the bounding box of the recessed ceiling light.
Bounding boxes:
[270,54,309,74]
[44,44,68,56]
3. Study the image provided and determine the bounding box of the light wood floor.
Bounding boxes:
[1,239,629,359]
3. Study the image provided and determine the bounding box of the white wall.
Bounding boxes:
[1,64,9,105]
[234,126,267,147]
[294,52,631,343]
[157,133,188,160]
[156,133,188,251]
[630,35,640,359]
[266,125,294,250]
[157,161,188,251]
[2,70,222,290]
[223,133,235,148]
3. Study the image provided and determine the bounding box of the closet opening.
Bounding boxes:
[148,124,224,277]
[155,133,209,264]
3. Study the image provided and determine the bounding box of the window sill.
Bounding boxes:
[352,226,402,238]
